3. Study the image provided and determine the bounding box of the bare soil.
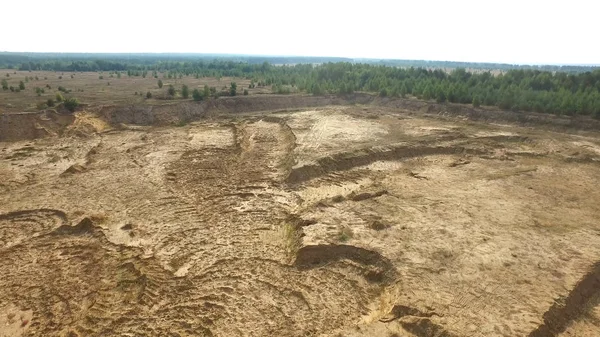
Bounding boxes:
[1,96,600,337]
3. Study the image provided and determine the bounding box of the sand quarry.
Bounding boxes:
[1,96,600,337]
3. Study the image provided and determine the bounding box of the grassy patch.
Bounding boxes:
[337,226,354,242]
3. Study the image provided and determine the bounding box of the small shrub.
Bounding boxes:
[55,93,64,102]
[229,82,237,96]
[37,102,48,110]
[181,84,189,99]
[158,79,163,88]
[192,88,203,101]
[19,81,25,90]
[337,226,354,242]
[99,75,103,80]
[167,85,176,96]
[58,76,62,79]
[47,98,55,107]
[243,89,249,95]
[146,91,152,99]
[63,97,79,112]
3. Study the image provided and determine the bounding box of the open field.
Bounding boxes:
[1,95,600,337]
[0,70,271,113]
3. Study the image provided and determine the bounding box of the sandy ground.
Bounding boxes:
[1,106,600,336]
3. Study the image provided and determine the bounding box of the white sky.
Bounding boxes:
[3,0,599,65]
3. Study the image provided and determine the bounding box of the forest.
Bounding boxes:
[1,53,600,117]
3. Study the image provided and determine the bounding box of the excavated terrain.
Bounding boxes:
[1,98,600,337]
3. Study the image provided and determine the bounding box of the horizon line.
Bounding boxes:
[1,51,599,68]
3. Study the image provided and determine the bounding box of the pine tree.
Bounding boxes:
[181,85,190,99]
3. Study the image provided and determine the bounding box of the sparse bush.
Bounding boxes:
[19,81,25,90]
[192,88,203,101]
[55,93,64,102]
[47,98,55,107]
[158,79,163,88]
[1,79,7,90]
[36,102,48,110]
[63,97,79,112]
[167,85,176,97]
[45,84,51,89]
[146,91,152,99]
[243,89,248,95]
[99,75,103,80]
[337,226,354,242]
[58,76,62,79]
[229,82,237,96]
[70,74,74,79]
[10,86,15,92]
[35,87,43,96]
[181,84,189,99]
[472,96,481,107]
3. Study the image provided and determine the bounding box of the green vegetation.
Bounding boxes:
[63,97,79,112]
[167,85,176,97]
[146,91,152,99]
[18,81,25,90]
[1,53,599,117]
[181,84,189,99]
[1,79,7,90]
[46,98,55,107]
[337,226,354,242]
[158,79,163,88]
[229,82,237,96]
[55,93,64,102]
[203,85,210,99]
[192,88,203,101]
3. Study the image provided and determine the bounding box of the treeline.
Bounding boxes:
[294,64,600,117]
[2,54,600,117]
[367,59,599,73]
[0,53,353,70]
[2,52,598,73]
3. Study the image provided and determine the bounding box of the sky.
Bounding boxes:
[3,0,599,65]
